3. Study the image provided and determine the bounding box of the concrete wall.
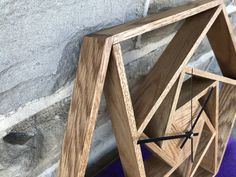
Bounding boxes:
[0,0,236,177]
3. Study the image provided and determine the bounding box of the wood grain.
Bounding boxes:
[132,6,221,135]
[208,5,236,79]
[104,44,146,177]
[190,124,215,177]
[141,133,175,167]
[200,86,218,174]
[185,66,236,85]
[217,84,236,171]
[143,77,180,144]
[207,4,236,172]
[144,155,172,177]
[58,36,112,177]
[93,0,221,43]
[58,1,236,177]
[176,77,215,109]
[193,167,214,177]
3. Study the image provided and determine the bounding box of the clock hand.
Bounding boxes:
[191,69,194,163]
[191,138,194,162]
[191,86,214,131]
[137,133,199,145]
[180,87,214,149]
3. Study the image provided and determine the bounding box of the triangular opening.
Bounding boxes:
[169,122,214,177]
[141,146,173,177]
[122,7,221,138]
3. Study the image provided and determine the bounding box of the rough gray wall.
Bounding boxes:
[1,0,236,177]
[0,0,145,114]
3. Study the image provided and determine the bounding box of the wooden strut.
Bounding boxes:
[58,0,236,177]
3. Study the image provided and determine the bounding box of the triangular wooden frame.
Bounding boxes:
[58,1,236,177]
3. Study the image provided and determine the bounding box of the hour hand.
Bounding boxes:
[137,133,199,145]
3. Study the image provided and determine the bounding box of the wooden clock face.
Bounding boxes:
[140,73,219,177]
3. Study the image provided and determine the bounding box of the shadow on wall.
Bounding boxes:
[52,21,122,92]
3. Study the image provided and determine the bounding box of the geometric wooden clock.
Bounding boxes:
[58,0,236,177]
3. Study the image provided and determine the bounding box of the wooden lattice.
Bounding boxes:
[58,0,236,177]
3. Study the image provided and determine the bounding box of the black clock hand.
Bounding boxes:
[191,87,214,130]
[137,133,199,145]
[180,87,214,149]
[191,137,194,162]
[190,69,194,162]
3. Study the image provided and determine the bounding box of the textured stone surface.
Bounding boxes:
[0,0,145,115]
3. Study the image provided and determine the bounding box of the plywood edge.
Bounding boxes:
[141,133,176,167]
[104,43,146,177]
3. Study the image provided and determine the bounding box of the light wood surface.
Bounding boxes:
[208,6,236,79]
[193,167,214,177]
[200,86,218,174]
[141,133,176,167]
[58,36,112,177]
[190,123,216,176]
[176,77,215,109]
[185,67,236,85]
[133,6,221,136]
[144,156,172,177]
[104,44,146,177]
[217,84,236,170]
[93,0,221,43]
[143,77,180,145]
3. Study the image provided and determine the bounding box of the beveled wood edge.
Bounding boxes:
[104,43,147,177]
[90,0,222,43]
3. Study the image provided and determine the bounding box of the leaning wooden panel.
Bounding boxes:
[133,6,221,134]
[93,0,221,43]
[58,36,112,177]
[207,6,236,79]
[104,44,146,177]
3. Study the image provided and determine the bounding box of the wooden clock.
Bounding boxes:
[58,0,236,177]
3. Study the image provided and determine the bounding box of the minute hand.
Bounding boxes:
[138,133,199,145]
[180,87,214,149]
